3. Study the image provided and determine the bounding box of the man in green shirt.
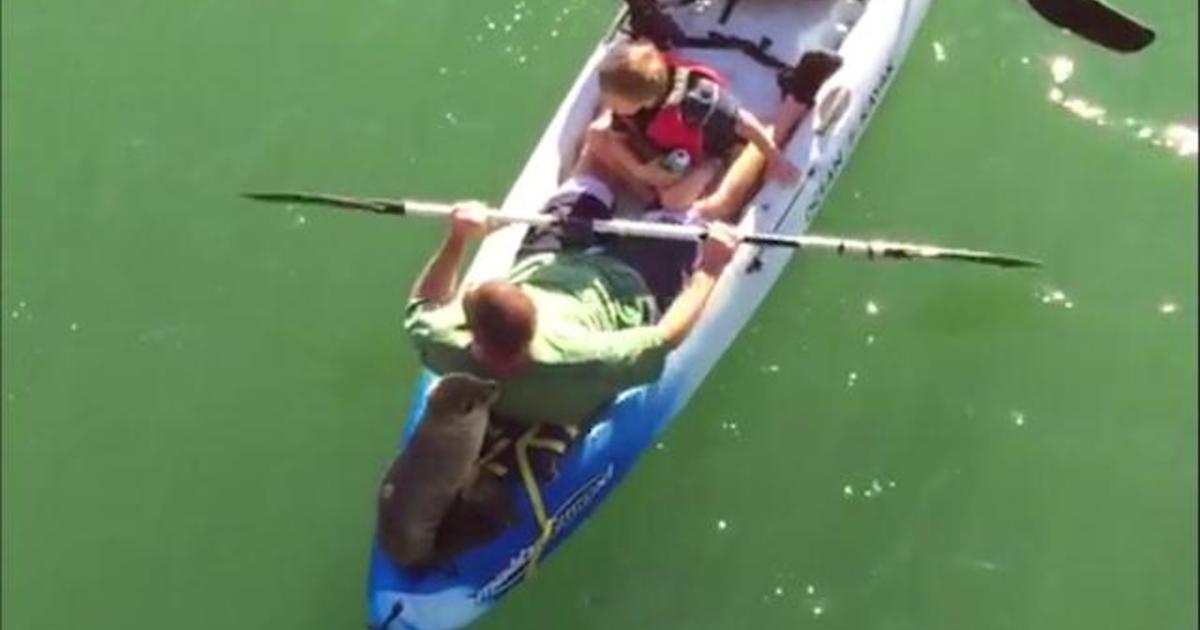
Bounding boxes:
[405,89,819,425]
[379,62,832,570]
[404,170,737,425]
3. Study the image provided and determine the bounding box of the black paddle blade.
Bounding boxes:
[241,192,404,215]
[1027,0,1155,53]
[874,245,1043,269]
[934,251,1044,269]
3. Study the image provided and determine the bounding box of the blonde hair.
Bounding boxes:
[597,40,670,104]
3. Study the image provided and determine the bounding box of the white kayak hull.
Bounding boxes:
[368,1,932,628]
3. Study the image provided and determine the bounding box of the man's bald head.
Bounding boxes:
[463,280,536,361]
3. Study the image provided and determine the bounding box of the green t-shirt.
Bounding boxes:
[405,252,669,425]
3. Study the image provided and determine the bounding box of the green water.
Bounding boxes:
[3,0,1195,628]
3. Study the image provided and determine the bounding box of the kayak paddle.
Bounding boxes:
[243,191,1042,270]
[1025,0,1155,52]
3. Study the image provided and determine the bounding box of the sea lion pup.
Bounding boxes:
[377,373,501,569]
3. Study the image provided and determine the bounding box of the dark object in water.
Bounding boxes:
[1026,0,1155,53]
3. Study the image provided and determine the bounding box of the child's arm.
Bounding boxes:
[734,108,800,183]
[590,111,680,188]
[616,138,680,189]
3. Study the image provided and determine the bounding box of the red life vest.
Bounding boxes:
[643,55,729,163]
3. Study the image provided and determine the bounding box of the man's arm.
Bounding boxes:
[655,223,738,348]
[409,233,468,304]
[656,266,721,348]
[409,202,489,305]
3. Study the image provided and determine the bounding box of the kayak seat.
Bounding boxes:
[624,0,790,70]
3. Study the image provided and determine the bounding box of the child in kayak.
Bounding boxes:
[587,39,801,210]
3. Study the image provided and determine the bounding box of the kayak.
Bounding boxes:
[367,0,932,628]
